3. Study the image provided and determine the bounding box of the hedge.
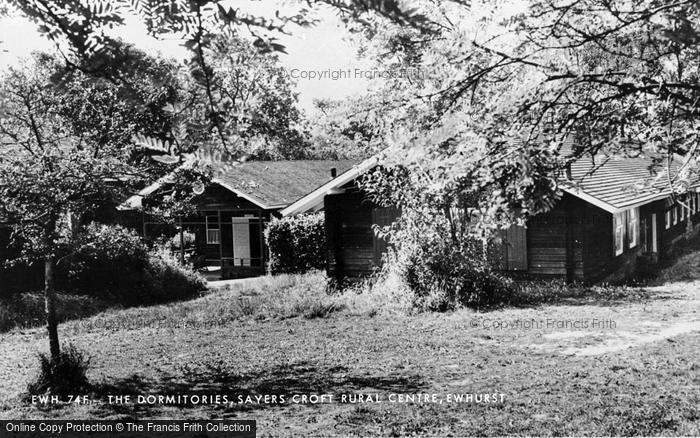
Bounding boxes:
[264,213,326,274]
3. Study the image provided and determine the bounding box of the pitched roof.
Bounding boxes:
[563,154,699,213]
[280,154,385,216]
[214,159,359,209]
[119,159,360,211]
[282,147,699,216]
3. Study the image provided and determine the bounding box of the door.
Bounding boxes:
[232,218,251,266]
[641,216,649,253]
[490,225,528,271]
[504,225,528,270]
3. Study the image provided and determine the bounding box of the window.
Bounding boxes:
[673,206,678,225]
[614,212,625,256]
[206,215,220,244]
[665,210,671,229]
[627,208,639,248]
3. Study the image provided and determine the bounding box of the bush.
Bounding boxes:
[142,247,207,303]
[61,223,206,306]
[60,223,150,302]
[27,344,91,396]
[264,213,326,274]
[384,211,513,311]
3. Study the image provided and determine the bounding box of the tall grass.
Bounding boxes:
[0,293,112,333]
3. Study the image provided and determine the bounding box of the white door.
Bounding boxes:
[232,218,251,266]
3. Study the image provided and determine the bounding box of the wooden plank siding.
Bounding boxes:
[325,190,399,282]
[324,185,700,284]
[525,194,586,280]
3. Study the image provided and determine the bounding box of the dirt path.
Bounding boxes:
[530,285,700,356]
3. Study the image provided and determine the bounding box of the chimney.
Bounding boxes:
[330,167,337,178]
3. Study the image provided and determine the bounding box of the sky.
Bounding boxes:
[0,1,372,113]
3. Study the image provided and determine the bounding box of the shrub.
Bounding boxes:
[264,213,326,274]
[384,210,513,311]
[60,223,150,303]
[0,224,206,332]
[26,344,91,396]
[61,224,206,306]
[142,246,207,304]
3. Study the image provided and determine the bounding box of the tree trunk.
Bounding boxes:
[45,256,60,362]
[179,226,186,265]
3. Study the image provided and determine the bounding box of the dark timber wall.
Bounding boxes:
[324,184,700,284]
[525,194,587,281]
[325,189,399,282]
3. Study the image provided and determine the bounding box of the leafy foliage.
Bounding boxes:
[264,213,326,275]
[6,0,428,158]
[61,224,206,305]
[180,34,311,160]
[60,224,149,300]
[336,0,700,235]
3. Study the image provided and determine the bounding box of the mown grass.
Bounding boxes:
[0,263,697,436]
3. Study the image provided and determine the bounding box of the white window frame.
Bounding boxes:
[614,212,625,256]
[665,210,671,229]
[206,215,221,244]
[627,208,639,248]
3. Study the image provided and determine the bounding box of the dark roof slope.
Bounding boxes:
[282,143,699,216]
[564,153,698,212]
[214,159,359,209]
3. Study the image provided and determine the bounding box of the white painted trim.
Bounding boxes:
[118,176,276,211]
[651,213,658,252]
[561,187,618,213]
[118,178,173,210]
[280,155,381,216]
[562,185,700,215]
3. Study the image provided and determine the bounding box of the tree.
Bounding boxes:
[0,59,131,360]
[307,97,386,159]
[181,34,310,160]
[333,0,700,231]
[0,54,206,363]
[6,0,432,155]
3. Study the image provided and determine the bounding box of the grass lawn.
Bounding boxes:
[0,272,698,436]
